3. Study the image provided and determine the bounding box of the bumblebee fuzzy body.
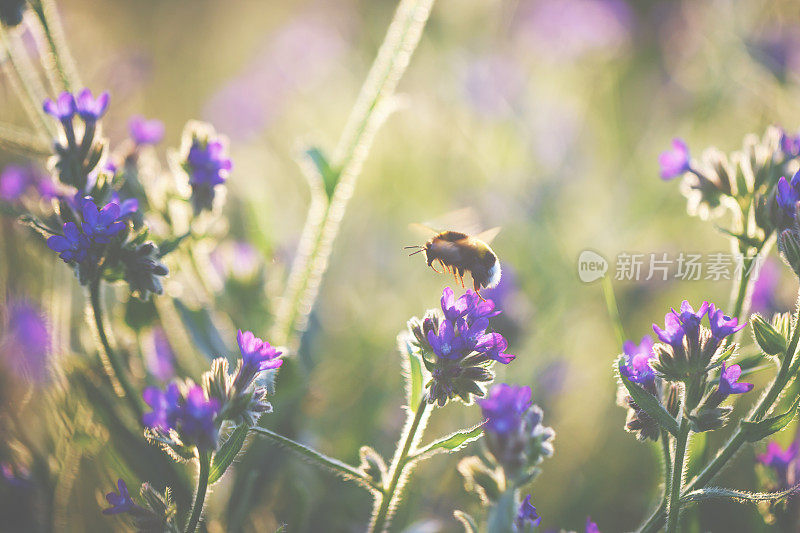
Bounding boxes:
[416,230,501,292]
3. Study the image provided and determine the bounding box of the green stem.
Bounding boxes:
[666,419,689,533]
[248,426,378,491]
[185,451,211,533]
[370,399,430,533]
[88,276,142,418]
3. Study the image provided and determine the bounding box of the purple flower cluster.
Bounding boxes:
[43,89,109,124]
[427,287,513,364]
[0,165,56,202]
[516,494,541,529]
[478,383,532,434]
[232,329,283,393]
[142,383,220,450]
[46,199,126,265]
[659,138,691,180]
[184,132,232,212]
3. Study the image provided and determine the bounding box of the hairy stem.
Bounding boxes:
[666,419,689,533]
[185,451,211,533]
[87,276,142,418]
[29,0,82,91]
[270,0,436,351]
[370,399,430,533]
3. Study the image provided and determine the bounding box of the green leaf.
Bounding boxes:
[617,357,679,436]
[486,489,516,533]
[681,485,799,506]
[741,396,800,442]
[453,510,478,533]
[209,425,248,484]
[157,231,191,258]
[304,146,339,199]
[400,337,424,410]
[409,423,484,461]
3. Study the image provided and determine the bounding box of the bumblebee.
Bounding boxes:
[406,228,501,295]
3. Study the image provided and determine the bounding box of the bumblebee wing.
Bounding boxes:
[428,207,483,236]
[474,226,501,244]
[408,222,440,236]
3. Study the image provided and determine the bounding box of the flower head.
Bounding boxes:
[129,115,165,145]
[232,330,283,392]
[781,130,800,158]
[516,495,541,529]
[652,312,685,351]
[478,384,532,434]
[43,92,76,121]
[707,304,746,340]
[716,362,754,399]
[184,132,232,212]
[75,88,109,122]
[179,385,220,450]
[777,170,800,218]
[109,191,139,217]
[440,286,471,321]
[659,138,691,180]
[142,383,181,431]
[81,199,125,244]
[102,479,143,515]
[2,301,50,383]
[0,165,30,201]
[673,300,709,337]
[427,318,463,360]
[758,440,800,489]
[47,222,91,264]
[620,336,655,387]
[474,331,515,364]
[585,517,601,533]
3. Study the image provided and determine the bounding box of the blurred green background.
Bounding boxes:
[4,0,800,531]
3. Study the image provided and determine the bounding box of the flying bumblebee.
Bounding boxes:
[405,224,501,296]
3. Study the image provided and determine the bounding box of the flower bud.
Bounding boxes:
[778,228,800,278]
[751,314,787,356]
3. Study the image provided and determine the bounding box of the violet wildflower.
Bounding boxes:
[121,242,169,299]
[0,0,26,26]
[43,92,76,123]
[231,329,283,393]
[619,336,655,388]
[781,130,800,159]
[758,440,800,490]
[81,199,125,244]
[478,384,532,434]
[0,462,31,489]
[178,385,220,450]
[709,363,753,405]
[142,383,181,431]
[0,165,29,201]
[145,328,175,382]
[46,222,91,264]
[109,191,139,217]
[181,124,232,213]
[586,517,601,533]
[777,170,800,219]
[128,115,165,146]
[441,286,471,321]
[707,304,746,343]
[516,495,541,529]
[652,312,685,353]
[1,301,50,384]
[102,479,144,515]
[659,138,691,180]
[75,88,110,123]
[751,258,782,315]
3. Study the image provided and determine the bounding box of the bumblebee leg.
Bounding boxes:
[458,268,465,288]
[430,262,443,274]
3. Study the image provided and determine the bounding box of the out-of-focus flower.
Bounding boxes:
[746,28,800,82]
[0,166,29,201]
[210,241,261,281]
[514,0,632,59]
[179,386,220,450]
[516,494,541,529]
[128,115,165,146]
[1,301,50,384]
[751,258,783,315]
[619,336,655,387]
[777,171,800,218]
[0,462,31,489]
[102,479,143,515]
[461,54,526,117]
[232,329,283,393]
[0,0,26,26]
[585,517,601,533]
[659,138,691,180]
[478,383,532,434]
[81,199,125,244]
[75,88,110,123]
[758,440,800,490]
[780,129,800,158]
[43,92,76,122]
[109,191,139,217]
[180,123,232,213]
[144,328,174,382]
[47,222,91,264]
[142,383,181,431]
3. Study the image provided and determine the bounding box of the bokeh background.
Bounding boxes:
[4,0,800,531]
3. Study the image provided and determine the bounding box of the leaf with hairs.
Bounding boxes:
[681,485,800,506]
[209,425,248,484]
[741,396,800,442]
[409,423,484,462]
[617,357,679,436]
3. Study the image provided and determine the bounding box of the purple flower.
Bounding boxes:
[751,259,782,315]
[42,92,76,121]
[109,191,139,217]
[179,385,220,449]
[187,140,231,187]
[652,312,685,350]
[2,301,50,383]
[659,138,691,180]
[427,318,463,359]
[128,115,165,146]
[620,336,655,386]
[516,494,541,529]
[144,328,174,382]
[777,170,800,218]
[440,287,472,321]
[477,383,532,434]
[758,440,800,489]
[0,165,30,201]
[102,479,142,515]
[75,88,109,122]
[673,300,709,337]
[781,130,800,158]
[142,383,181,431]
[474,332,516,364]
[47,222,91,263]
[716,362,754,400]
[0,462,31,489]
[707,304,746,341]
[586,517,601,533]
[233,329,283,392]
[81,199,125,244]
